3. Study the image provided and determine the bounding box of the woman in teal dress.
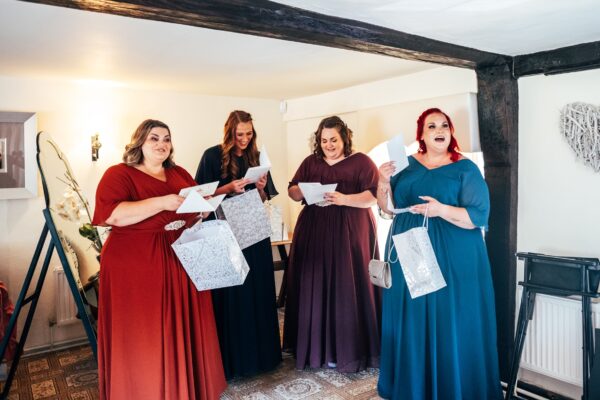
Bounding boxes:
[376,108,502,400]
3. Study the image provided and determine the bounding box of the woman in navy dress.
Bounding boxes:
[195,110,281,380]
[376,108,502,399]
[284,116,381,372]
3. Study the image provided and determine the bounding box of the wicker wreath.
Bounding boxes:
[560,102,600,172]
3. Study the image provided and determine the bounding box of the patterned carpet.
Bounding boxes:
[1,346,380,400]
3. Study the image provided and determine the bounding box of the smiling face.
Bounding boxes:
[420,112,452,154]
[320,127,345,161]
[234,121,254,155]
[141,126,171,166]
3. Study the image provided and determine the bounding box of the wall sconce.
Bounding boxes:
[91,133,102,161]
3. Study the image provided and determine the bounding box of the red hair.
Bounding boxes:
[416,108,461,162]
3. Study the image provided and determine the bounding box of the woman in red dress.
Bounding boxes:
[93,119,226,400]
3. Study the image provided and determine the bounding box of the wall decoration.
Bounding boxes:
[560,102,600,172]
[0,111,38,198]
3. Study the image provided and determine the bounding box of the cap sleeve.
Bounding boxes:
[356,153,378,197]
[459,161,490,229]
[195,146,222,185]
[289,155,312,188]
[92,165,135,226]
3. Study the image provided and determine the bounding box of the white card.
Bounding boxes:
[244,165,271,184]
[298,182,338,205]
[387,135,409,176]
[176,190,215,213]
[179,181,219,197]
[206,194,226,210]
[259,145,272,167]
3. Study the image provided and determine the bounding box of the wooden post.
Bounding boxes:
[476,63,519,380]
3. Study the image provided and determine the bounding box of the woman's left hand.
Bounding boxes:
[410,195,447,217]
[324,191,347,206]
[256,174,268,191]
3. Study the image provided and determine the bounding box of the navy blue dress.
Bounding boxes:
[195,145,282,380]
[377,156,502,400]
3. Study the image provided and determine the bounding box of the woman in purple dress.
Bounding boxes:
[283,115,381,372]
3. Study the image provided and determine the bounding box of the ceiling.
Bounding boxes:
[276,0,600,56]
[1,0,599,99]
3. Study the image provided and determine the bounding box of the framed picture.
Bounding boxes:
[0,138,7,173]
[0,111,38,199]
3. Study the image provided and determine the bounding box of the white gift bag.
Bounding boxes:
[264,200,288,242]
[392,209,446,299]
[171,220,249,291]
[217,189,271,249]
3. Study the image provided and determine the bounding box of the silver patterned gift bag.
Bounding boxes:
[391,212,446,299]
[264,200,287,242]
[171,220,249,291]
[217,189,271,249]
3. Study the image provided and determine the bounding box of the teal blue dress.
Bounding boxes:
[377,156,502,400]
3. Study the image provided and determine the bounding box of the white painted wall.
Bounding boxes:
[283,66,478,229]
[517,69,600,397]
[0,74,285,351]
[518,69,600,261]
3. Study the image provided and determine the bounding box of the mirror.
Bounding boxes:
[36,131,101,320]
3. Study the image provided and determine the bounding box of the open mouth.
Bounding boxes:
[434,135,446,143]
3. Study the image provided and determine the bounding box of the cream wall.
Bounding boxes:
[517,69,600,396]
[518,69,600,261]
[283,66,478,228]
[0,74,285,351]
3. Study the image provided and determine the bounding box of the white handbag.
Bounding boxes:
[392,207,447,299]
[171,220,249,291]
[217,189,272,249]
[368,220,396,289]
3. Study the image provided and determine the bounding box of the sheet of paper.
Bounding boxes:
[298,182,338,205]
[387,135,409,176]
[206,194,226,210]
[259,145,272,167]
[176,190,215,213]
[244,165,271,184]
[178,181,219,197]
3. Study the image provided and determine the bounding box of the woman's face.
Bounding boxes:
[420,112,452,154]
[234,121,254,154]
[141,126,171,166]
[320,127,345,160]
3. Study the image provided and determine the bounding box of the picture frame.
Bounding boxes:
[0,111,38,199]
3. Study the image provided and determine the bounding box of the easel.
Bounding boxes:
[505,252,599,400]
[0,133,97,398]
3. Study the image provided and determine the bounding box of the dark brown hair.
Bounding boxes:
[221,110,259,178]
[122,119,175,167]
[312,116,353,159]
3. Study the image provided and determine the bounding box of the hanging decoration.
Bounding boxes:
[560,102,600,172]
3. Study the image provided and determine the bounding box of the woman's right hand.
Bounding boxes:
[379,161,396,183]
[228,178,250,194]
[162,194,185,211]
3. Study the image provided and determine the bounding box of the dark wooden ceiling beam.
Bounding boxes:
[21,0,510,69]
[513,40,600,77]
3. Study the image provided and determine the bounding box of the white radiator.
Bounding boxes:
[517,288,600,386]
[53,266,79,326]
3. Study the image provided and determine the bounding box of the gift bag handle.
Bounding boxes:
[422,204,429,230]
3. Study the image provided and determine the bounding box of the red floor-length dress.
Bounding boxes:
[93,163,226,400]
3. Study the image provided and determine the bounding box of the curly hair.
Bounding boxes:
[221,110,259,178]
[416,108,461,162]
[312,116,353,159]
[122,119,175,167]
